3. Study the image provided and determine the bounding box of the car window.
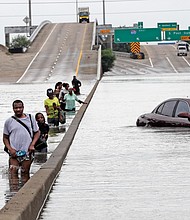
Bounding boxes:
[156,101,177,117]
[175,101,190,117]
[156,103,164,114]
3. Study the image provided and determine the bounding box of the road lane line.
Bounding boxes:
[149,58,153,68]
[75,24,87,76]
[166,56,178,73]
[75,50,83,76]
[182,56,190,66]
[16,24,58,83]
[142,45,153,67]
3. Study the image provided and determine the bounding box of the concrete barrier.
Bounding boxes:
[91,21,97,50]
[0,80,100,220]
[29,20,51,44]
[97,45,102,80]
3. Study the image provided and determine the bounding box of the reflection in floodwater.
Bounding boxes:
[5,168,29,203]
[34,153,48,165]
[49,126,66,136]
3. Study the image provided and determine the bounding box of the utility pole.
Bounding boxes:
[76,0,78,23]
[103,0,105,25]
[29,0,32,35]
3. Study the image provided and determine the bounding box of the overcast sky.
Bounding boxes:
[0,0,190,45]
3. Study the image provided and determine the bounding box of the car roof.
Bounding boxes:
[151,98,190,112]
[159,98,190,105]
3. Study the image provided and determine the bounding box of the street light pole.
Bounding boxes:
[29,0,32,26]
[76,0,78,23]
[103,0,105,25]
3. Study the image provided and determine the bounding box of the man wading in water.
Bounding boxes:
[3,100,40,186]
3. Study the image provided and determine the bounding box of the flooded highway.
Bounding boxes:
[0,80,95,208]
[1,21,190,219]
[37,72,190,220]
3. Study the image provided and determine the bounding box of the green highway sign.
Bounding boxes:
[158,22,177,31]
[114,28,161,43]
[165,30,190,40]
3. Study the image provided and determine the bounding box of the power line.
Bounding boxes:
[0,0,148,4]
[0,8,190,18]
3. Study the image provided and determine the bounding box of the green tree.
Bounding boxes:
[9,35,30,48]
[101,49,115,73]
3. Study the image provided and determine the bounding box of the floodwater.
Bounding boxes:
[0,80,95,207]
[38,72,190,220]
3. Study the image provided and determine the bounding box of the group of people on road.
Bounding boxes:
[44,76,87,127]
[2,76,87,185]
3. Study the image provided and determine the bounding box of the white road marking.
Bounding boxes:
[182,56,190,66]
[149,58,153,68]
[166,56,178,73]
[16,24,58,83]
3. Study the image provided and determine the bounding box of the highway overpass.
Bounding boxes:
[0,21,99,84]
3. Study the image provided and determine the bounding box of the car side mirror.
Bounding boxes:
[178,112,190,119]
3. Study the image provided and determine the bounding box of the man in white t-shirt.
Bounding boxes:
[3,100,40,181]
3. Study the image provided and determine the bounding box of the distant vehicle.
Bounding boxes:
[177,45,187,56]
[176,41,189,51]
[78,7,90,23]
[136,98,190,127]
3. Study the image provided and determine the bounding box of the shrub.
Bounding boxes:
[9,35,30,49]
[101,49,115,73]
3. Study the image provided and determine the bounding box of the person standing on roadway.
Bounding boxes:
[59,82,69,110]
[64,87,87,111]
[71,76,82,95]
[54,82,63,99]
[3,99,40,183]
